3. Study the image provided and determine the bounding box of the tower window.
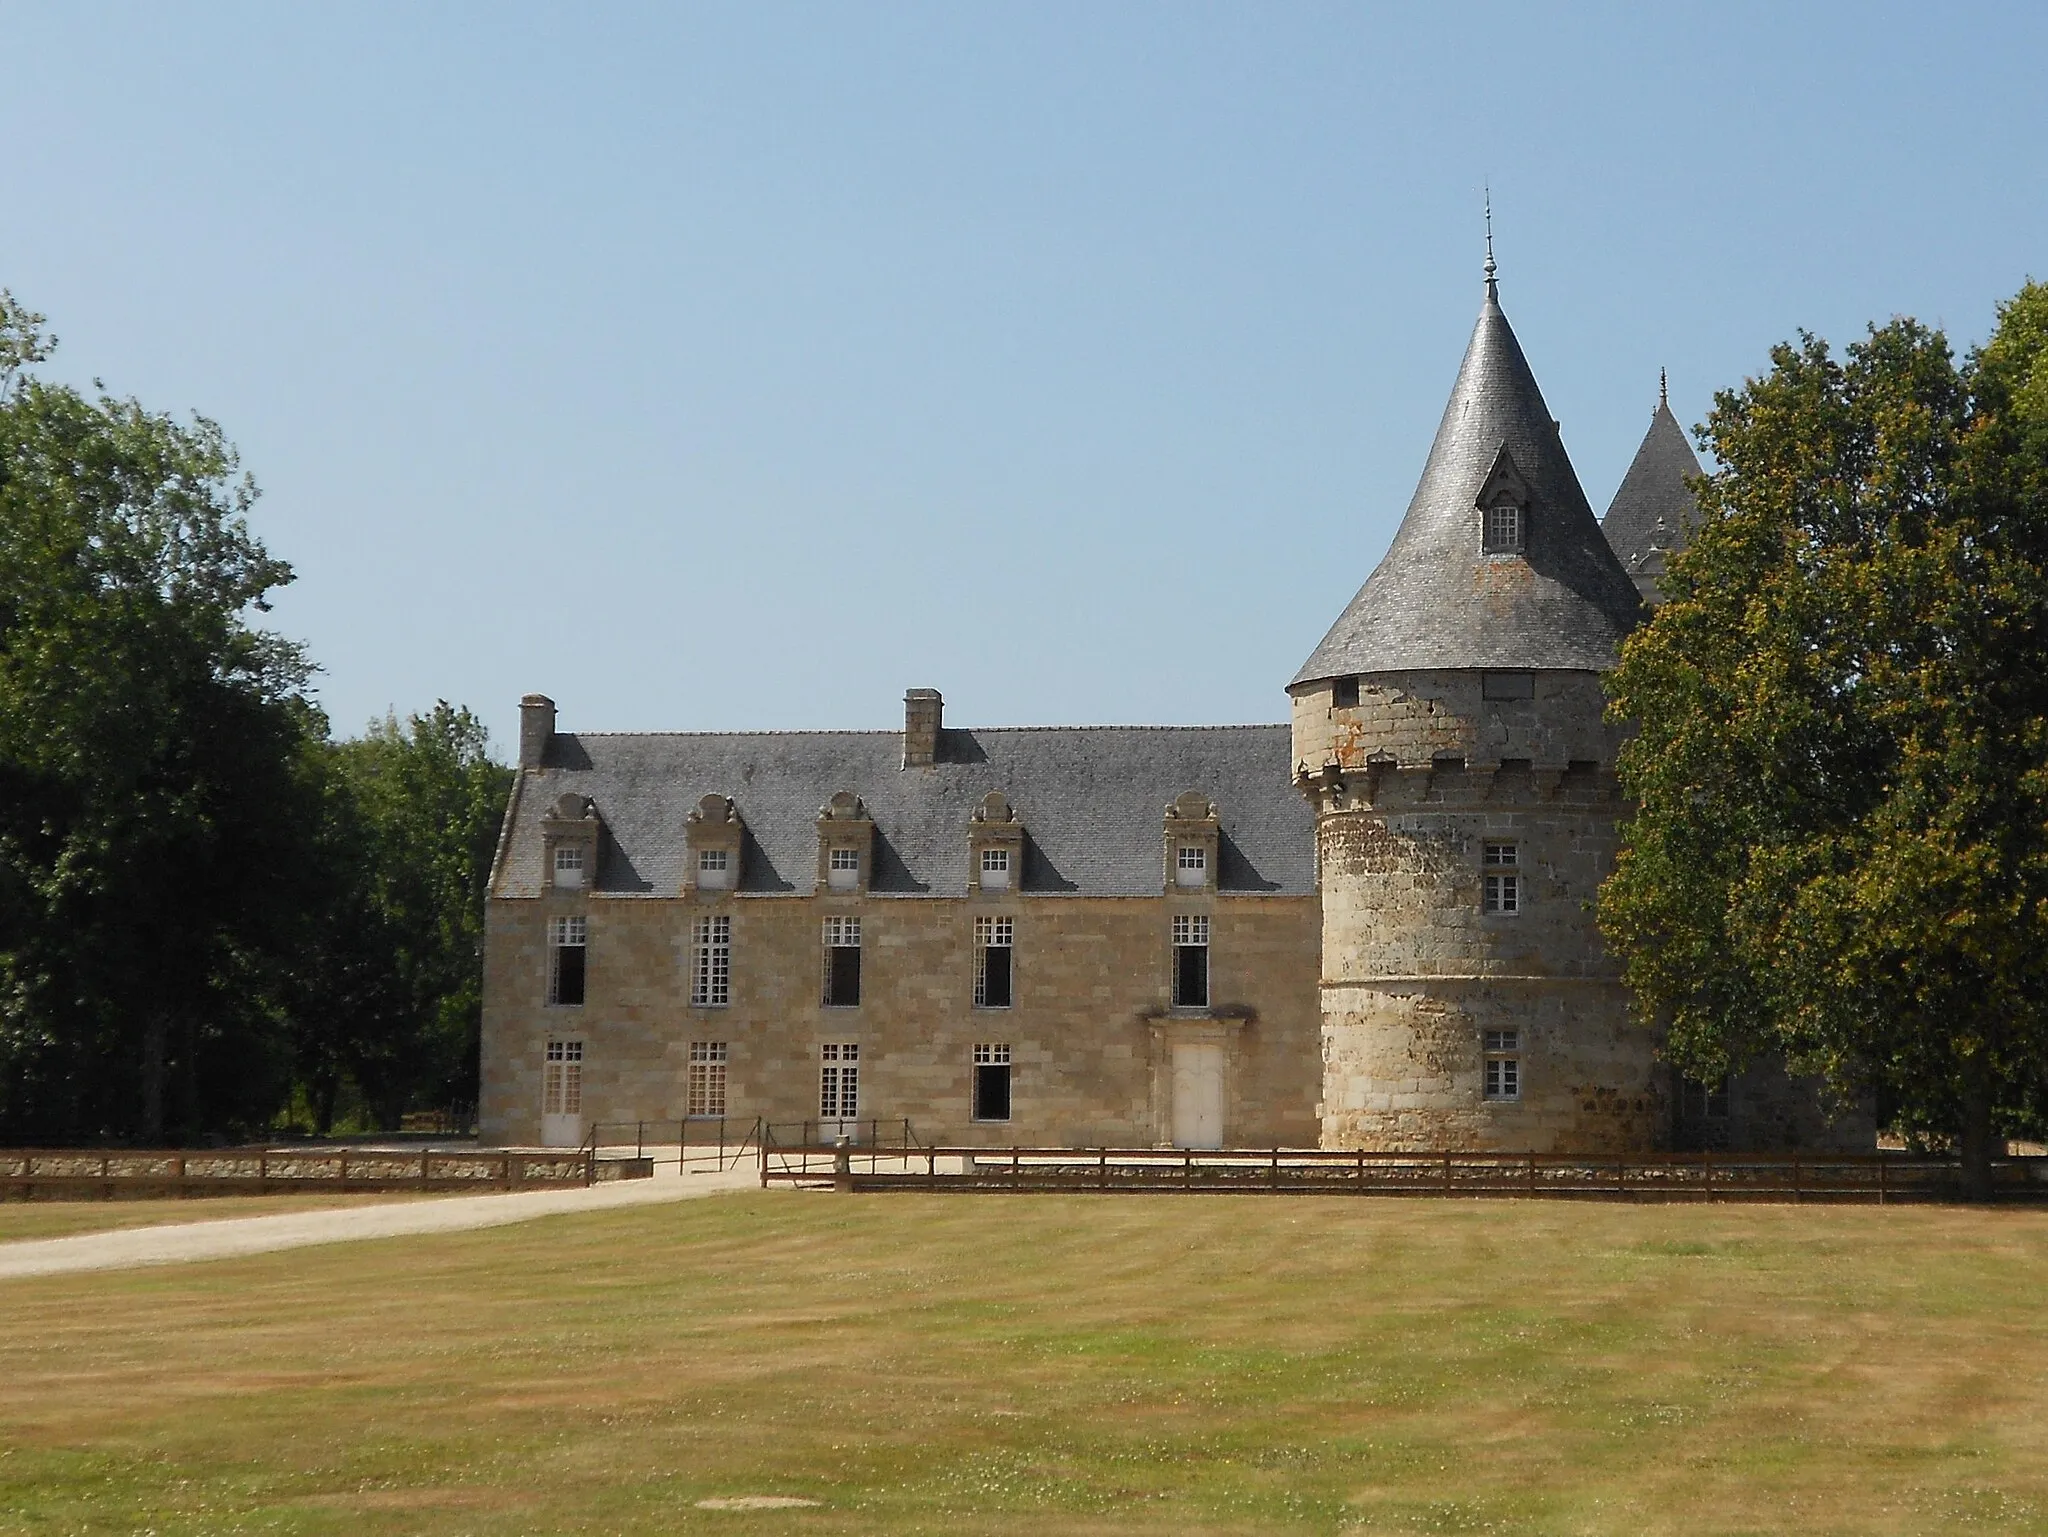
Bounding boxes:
[1172,913,1210,1008]
[1483,1029,1520,1100]
[1482,843,1520,915]
[973,1043,1012,1122]
[687,1041,728,1117]
[974,916,1013,1009]
[1483,499,1525,553]
[692,915,731,1006]
[819,1043,859,1120]
[1482,671,1535,701]
[1332,676,1360,709]
[822,916,861,1007]
[547,916,587,1006]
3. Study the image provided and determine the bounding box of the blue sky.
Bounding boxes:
[4,2,2043,751]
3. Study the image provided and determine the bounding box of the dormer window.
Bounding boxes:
[980,847,1011,891]
[828,847,861,892]
[1483,498,1524,553]
[697,848,731,890]
[553,845,586,889]
[1176,845,1207,888]
[1475,445,1534,556]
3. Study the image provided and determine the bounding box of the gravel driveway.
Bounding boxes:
[0,1165,763,1281]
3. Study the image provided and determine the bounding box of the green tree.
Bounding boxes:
[0,291,321,1142]
[1601,282,2048,1198]
[291,706,511,1131]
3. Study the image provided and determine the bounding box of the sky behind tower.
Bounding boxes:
[3,2,2043,750]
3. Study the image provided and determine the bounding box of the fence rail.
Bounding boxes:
[585,1118,762,1175]
[757,1145,2048,1203]
[0,1146,603,1199]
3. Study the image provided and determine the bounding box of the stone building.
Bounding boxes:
[478,261,1871,1155]
[480,697,1321,1148]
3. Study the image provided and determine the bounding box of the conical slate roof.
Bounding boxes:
[1601,385,1703,602]
[1293,280,1645,686]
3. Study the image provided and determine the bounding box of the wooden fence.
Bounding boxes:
[0,1146,603,1200]
[760,1144,2048,1203]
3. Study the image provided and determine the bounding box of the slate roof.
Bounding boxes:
[1601,390,1703,598]
[496,725,1315,899]
[1293,278,1645,686]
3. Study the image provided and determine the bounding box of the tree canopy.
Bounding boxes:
[1601,281,2048,1196]
[0,291,509,1144]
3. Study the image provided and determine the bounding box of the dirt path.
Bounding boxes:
[0,1165,764,1281]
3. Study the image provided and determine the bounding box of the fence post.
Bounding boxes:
[1270,1147,1280,1191]
[1442,1153,1452,1197]
[1527,1153,1536,1199]
[1792,1154,1801,1204]
[259,1148,269,1194]
[1878,1155,1887,1206]
[420,1150,432,1191]
[339,1148,351,1190]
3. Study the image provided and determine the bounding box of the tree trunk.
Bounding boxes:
[1958,1048,1997,1203]
[314,1075,339,1137]
[140,1017,166,1144]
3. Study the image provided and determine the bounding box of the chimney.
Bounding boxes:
[903,688,943,768]
[519,694,557,770]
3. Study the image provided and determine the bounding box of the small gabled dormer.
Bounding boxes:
[816,791,875,895]
[1476,445,1533,555]
[541,793,602,892]
[1164,790,1220,894]
[686,794,745,895]
[969,791,1024,895]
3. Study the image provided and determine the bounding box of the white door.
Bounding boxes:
[1171,1041,1225,1149]
[541,1040,584,1147]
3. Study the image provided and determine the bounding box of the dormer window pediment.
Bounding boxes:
[816,791,876,896]
[540,793,603,894]
[1163,790,1221,894]
[969,790,1024,895]
[686,793,745,895]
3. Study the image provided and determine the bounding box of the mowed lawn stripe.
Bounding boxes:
[2,1195,2045,1535]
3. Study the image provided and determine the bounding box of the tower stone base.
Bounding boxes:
[1319,977,1663,1153]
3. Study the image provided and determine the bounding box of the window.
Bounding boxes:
[1681,1073,1730,1119]
[1483,498,1525,552]
[687,1041,728,1117]
[697,847,731,890]
[1172,913,1210,1008]
[822,916,861,1007]
[543,1039,583,1115]
[1482,843,1520,915]
[692,915,731,1006]
[553,844,586,889]
[819,1043,859,1119]
[828,846,861,892]
[973,1043,1012,1122]
[547,916,587,1006]
[1332,676,1360,709]
[1483,1029,1520,1101]
[1176,845,1208,889]
[975,916,1013,1008]
[979,846,1012,891]
[1482,671,1535,701]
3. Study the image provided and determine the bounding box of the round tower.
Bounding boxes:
[1291,261,1661,1153]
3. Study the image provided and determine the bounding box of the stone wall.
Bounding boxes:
[480,888,1321,1149]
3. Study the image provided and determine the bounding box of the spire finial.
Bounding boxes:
[1659,367,1668,408]
[1483,185,1497,298]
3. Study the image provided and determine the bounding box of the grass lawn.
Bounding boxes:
[0,1193,444,1244]
[2,1193,2046,1535]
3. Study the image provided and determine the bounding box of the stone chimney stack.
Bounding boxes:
[903,688,943,768]
[519,694,557,770]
